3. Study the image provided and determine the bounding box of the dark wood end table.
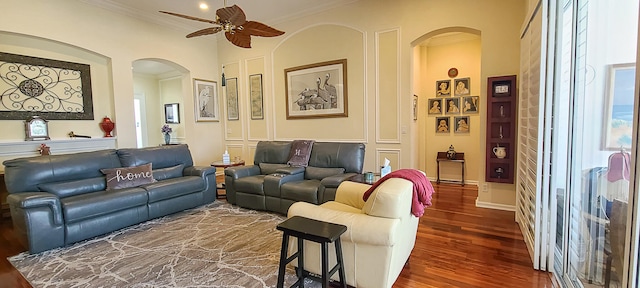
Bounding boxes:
[436,152,465,186]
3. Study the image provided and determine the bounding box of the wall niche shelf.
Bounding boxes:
[485,75,517,184]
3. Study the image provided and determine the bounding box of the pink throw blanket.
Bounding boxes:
[362,169,434,217]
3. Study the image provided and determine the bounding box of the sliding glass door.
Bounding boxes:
[551,0,639,287]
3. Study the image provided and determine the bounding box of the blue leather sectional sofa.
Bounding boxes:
[3,144,217,254]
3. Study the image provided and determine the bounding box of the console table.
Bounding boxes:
[436,152,465,186]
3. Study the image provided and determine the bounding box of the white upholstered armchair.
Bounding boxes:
[287,178,419,288]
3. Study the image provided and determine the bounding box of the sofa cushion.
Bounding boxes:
[117,144,194,169]
[153,164,185,181]
[38,177,106,198]
[101,163,156,190]
[143,176,205,203]
[259,163,289,175]
[305,166,345,180]
[281,180,321,203]
[61,187,148,223]
[235,175,266,195]
[253,141,292,165]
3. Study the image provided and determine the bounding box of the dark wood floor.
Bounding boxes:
[0,182,554,287]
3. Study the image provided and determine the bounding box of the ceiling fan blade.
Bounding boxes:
[186,27,223,38]
[159,11,218,25]
[216,5,247,26]
[241,21,285,37]
[225,31,252,48]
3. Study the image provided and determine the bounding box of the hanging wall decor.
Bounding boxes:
[0,52,94,120]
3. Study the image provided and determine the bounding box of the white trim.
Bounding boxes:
[375,148,401,170]
[475,198,516,212]
[375,28,401,144]
[223,60,245,141]
[244,56,270,142]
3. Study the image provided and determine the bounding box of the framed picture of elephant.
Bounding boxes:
[284,59,348,119]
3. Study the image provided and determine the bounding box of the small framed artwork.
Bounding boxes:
[435,117,450,133]
[454,77,471,96]
[226,77,239,121]
[164,103,180,124]
[603,63,635,149]
[194,78,219,122]
[428,98,443,115]
[445,97,461,115]
[249,74,264,120]
[493,82,511,97]
[413,94,418,120]
[454,116,470,133]
[462,96,479,114]
[436,80,451,97]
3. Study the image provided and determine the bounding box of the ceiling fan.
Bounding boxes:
[160,2,285,48]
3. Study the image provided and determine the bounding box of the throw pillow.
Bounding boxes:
[287,140,315,167]
[101,163,156,190]
[305,166,345,180]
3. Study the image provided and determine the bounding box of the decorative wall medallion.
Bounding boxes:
[448,68,459,78]
[0,52,94,120]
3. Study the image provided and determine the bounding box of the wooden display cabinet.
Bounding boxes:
[485,75,517,183]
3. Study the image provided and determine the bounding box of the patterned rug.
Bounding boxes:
[8,201,318,288]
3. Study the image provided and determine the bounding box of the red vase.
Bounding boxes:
[100,116,115,137]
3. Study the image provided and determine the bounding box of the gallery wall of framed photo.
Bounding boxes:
[428,77,478,134]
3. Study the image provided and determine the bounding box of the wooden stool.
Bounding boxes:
[276,216,347,288]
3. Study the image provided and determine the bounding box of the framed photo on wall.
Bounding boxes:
[285,59,347,119]
[436,80,451,97]
[428,98,443,115]
[454,77,470,96]
[249,74,264,120]
[436,117,450,133]
[604,63,635,149]
[445,97,461,115]
[226,77,239,121]
[454,116,470,133]
[413,94,418,120]
[462,96,479,114]
[164,103,180,124]
[193,78,219,122]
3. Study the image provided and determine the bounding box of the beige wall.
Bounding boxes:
[217,0,525,208]
[1,0,525,208]
[1,0,224,167]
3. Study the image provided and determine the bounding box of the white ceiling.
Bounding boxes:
[84,0,357,75]
[82,0,357,32]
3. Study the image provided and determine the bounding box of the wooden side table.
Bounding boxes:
[436,152,465,186]
[210,160,245,199]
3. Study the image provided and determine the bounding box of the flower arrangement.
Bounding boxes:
[161,124,172,135]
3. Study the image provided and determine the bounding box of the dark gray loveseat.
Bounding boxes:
[224,141,365,214]
[3,144,217,254]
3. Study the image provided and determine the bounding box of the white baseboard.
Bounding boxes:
[475,198,516,211]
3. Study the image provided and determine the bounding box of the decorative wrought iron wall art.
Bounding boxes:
[0,52,94,120]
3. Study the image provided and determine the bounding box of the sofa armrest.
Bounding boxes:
[183,166,217,177]
[264,172,305,198]
[225,165,261,179]
[333,181,369,210]
[288,202,400,246]
[321,172,357,188]
[8,192,63,225]
[275,166,305,175]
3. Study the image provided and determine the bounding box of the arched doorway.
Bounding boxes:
[411,28,482,183]
[132,59,189,147]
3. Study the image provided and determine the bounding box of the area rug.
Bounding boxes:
[8,201,319,288]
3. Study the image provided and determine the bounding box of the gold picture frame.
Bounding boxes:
[285,59,347,119]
